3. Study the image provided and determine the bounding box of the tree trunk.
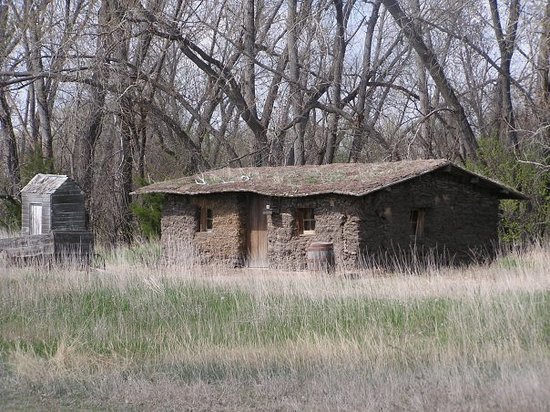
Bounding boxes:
[287,0,305,165]
[323,0,347,164]
[110,0,134,243]
[0,3,20,196]
[349,0,381,162]
[0,91,20,197]
[411,0,432,156]
[28,22,54,170]
[243,0,257,117]
[537,0,550,144]
[488,0,519,149]
[74,0,109,228]
[243,0,266,166]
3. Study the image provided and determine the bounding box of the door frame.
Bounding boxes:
[29,203,43,235]
[247,195,268,267]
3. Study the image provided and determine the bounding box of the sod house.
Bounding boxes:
[133,159,526,268]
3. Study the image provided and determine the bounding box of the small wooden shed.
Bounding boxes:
[21,174,86,235]
[0,174,93,263]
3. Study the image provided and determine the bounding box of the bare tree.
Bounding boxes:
[2,0,549,239]
[381,0,478,158]
[488,0,520,149]
[0,1,20,197]
[322,0,355,164]
[537,0,550,146]
[74,0,110,204]
[348,1,404,161]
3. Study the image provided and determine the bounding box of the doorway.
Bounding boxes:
[30,203,43,235]
[248,196,268,267]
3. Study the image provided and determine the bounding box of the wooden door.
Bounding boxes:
[30,204,43,235]
[248,196,268,267]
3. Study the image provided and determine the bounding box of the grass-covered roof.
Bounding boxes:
[132,159,526,199]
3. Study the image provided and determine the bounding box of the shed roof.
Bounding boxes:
[21,174,80,195]
[132,159,527,200]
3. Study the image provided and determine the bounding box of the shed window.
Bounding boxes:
[298,208,315,234]
[198,206,213,232]
[410,209,425,239]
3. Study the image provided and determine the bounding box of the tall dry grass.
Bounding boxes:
[0,241,548,410]
[0,228,15,239]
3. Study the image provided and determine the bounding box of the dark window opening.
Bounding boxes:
[410,209,425,239]
[198,206,213,232]
[298,208,315,234]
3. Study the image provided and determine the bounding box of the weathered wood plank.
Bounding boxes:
[6,244,55,258]
[0,231,93,264]
[53,184,83,195]
[51,194,84,203]
[51,203,85,211]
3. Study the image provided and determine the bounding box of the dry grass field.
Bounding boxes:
[0,242,549,410]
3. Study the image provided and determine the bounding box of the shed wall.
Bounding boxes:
[50,182,86,231]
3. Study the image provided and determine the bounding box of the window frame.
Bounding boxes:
[297,207,316,235]
[198,205,214,233]
[409,208,425,240]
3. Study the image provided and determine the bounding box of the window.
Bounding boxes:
[198,206,213,232]
[298,208,315,234]
[410,208,425,239]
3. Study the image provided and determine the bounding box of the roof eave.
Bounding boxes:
[444,164,528,200]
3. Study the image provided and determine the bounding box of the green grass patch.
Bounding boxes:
[1,276,548,359]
